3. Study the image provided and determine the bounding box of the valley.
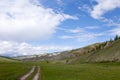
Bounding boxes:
[1,0,120,80]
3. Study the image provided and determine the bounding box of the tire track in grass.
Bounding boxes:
[20,66,35,80]
[33,66,40,80]
[26,66,37,80]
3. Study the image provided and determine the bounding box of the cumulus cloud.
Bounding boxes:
[0,0,76,41]
[0,41,73,56]
[91,0,120,19]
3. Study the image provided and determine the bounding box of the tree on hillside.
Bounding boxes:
[114,35,120,41]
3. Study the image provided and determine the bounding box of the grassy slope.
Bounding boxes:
[40,62,120,80]
[0,56,16,62]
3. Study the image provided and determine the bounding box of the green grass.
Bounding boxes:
[40,62,120,80]
[1,62,120,80]
[0,62,33,80]
[0,57,16,62]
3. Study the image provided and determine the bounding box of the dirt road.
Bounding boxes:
[20,66,35,80]
[19,66,40,80]
[33,66,40,80]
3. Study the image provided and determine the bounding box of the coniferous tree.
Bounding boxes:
[114,35,119,41]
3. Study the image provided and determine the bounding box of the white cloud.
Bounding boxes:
[59,27,104,42]
[58,27,84,33]
[59,35,73,39]
[0,41,73,56]
[85,26,100,29]
[69,27,84,33]
[76,33,103,42]
[57,0,63,5]
[91,0,120,19]
[60,33,103,42]
[0,0,76,41]
[78,5,92,13]
[109,27,120,36]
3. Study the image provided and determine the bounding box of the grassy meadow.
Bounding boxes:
[0,62,33,80]
[0,62,120,80]
[40,62,120,80]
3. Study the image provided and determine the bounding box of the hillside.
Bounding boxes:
[0,56,16,62]
[68,38,120,63]
[87,39,120,62]
[47,38,120,63]
[14,36,120,63]
[14,42,105,63]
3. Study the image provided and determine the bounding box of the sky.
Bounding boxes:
[0,0,120,56]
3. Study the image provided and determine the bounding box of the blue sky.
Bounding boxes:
[39,0,120,46]
[0,0,120,56]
